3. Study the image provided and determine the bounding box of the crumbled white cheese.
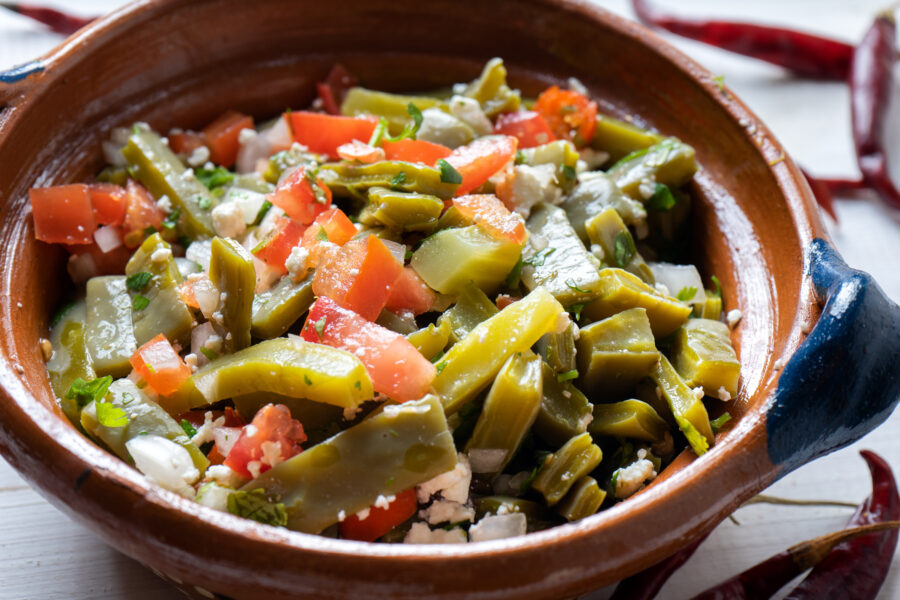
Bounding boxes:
[416,453,471,504]
[238,127,257,144]
[654,282,672,297]
[403,522,468,544]
[355,507,371,521]
[187,145,211,167]
[204,334,223,351]
[692,386,705,401]
[726,309,743,328]
[246,460,263,479]
[448,95,492,136]
[374,494,396,510]
[717,386,732,402]
[419,499,475,526]
[212,201,246,239]
[259,440,284,469]
[204,465,246,488]
[190,411,226,447]
[156,194,172,214]
[613,458,657,499]
[590,243,605,261]
[337,510,346,522]
[184,353,199,371]
[509,164,562,218]
[150,247,173,263]
[126,435,199,498]
[285,245,310,280]
[638,179,657,200]
[195,482,232,511]
[468,513,527,542]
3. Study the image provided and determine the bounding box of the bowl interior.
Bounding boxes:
[0,0,822,597]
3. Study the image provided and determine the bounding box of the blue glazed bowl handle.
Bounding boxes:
[766,238,900,476]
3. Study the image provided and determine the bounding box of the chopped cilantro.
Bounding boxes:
[125,271,153,291]
[646,183,676,212]
[198,197,212,211]
[520,451,551,493]
[437,159,463,185]
[613,231,635,268]
[523,247,556,267]
[180,419,198,438]
[514,150,527,165]
[710,275,723,299]
[200,347,218,361]
[121,392,136,406]
[609,471,619,494]
[556,369,579,383]
[435,361,448,374]
[367,117,390,147]
[66,375,113,409]
[430,350,445,364]
[313,316,327,340]
[354,380,362,390]
[560,164,576,181]
[162,207,182,230]
[227,489,288,527]
[252,200,273,226]
[390,171,407,188]
[304,166,330,205]
[132,294,150,311]
[142,225,158,237]
[50,301,75,328]
[195,166,234,190]
[96,401,129,428]
[676,286,698,302]
[711,412,732,433]
[504,257,524,289]
[315,227,329,242]
[404,249,413,261]
[564,278,590,294]
[384,103,425,144]
[303,374,313,386]
[568,302,586,321]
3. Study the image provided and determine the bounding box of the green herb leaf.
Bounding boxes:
[126,271,153,291]
[564,278,590,294]
[303,166,330,205]
[162,206,182,230]
[227,488,288,527]
[180,419,198,438]
[390,171,407,188]
[514,150,527,165]
[710,412,732,433]
[198,197,212,211]
[384,103,425,143]
[556,369,579,382]
[132,294,150,311]
[568,302,586,321]
[315,227,329,242]
[368,117,390,147]
[96,401,129,428]
[430,350,446,364]
[710,275,723,299]
[252,200,273,226]
[613,231,635,268]
[121,392,136,406]
[199,347,218,361]
[303,374,313,386]
[196,166,235,190]
[435,361,448,374]
[560,164,576,182]
[676,286,698,302]
[66,375,113,409]
[354,380,362,390]
[523,247,556,267]
[646,183,676,212]
[520,451,551,493]
[437,159,463,185]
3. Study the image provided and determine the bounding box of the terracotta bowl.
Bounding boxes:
[1,1,899,598]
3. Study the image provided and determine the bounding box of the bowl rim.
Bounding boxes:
[0,0,825,588]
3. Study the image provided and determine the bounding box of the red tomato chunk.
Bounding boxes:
[338,488,418,542]
[268,165,333,225]
[30,184,96,245]
[129,333,192,397]
[445,135,518,196]
[494,111,556,148]
[224,404,306,479]
[285,112,378,160]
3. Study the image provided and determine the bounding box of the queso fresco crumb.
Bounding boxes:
[33,58,740,543]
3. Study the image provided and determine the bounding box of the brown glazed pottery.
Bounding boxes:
[1,1,899,599]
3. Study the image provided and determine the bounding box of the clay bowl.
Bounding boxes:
[1,0,899,598]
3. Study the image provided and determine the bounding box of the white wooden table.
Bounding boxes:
[1,1,899,599]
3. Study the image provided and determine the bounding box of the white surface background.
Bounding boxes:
[1,1,899,599]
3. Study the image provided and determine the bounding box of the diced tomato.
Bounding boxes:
[300,207,357,248]
[534,86,597,145]
[252,217,306,273]
[382,139,452,165]
[207,445,227,466]
[496,294,519,310]
[88,183,127,226]
[122,179,165,247]
[452,194,527,245]
[316,64,358,115]
[339,488,418,542]
[202,110,253,168]
[301,297,436,401]
[167,130,206,156]
[285,112,378,159]
[30,184,96,245]
[268,165,333,225]
[130,333,192,397]
[494,111,556,148]
[385,267,436,316]
[445,135,518,196]
[313,236,403,321]
[224,404,306,479]
[337,140,385,164]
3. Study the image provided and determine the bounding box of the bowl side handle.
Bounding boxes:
[766,238,900,476]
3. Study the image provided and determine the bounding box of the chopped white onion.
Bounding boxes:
[468,513,527,542]
[93,225,123,253]
[175,257,202,279]
[263,117,292,154]
[125,435,199,498]
[648,262,707,305]
[185,239,213,271]
[381,239,407,265]
[190,275,220,319]
[212,427,243,458]
[224,187,267,224]
[191,322,218,365]
[236,128,270,174]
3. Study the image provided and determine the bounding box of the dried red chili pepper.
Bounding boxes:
[784,450,899,599]
[802,169,839,222]
[851,10,900,210]
[631,0,854,80]
[316,64,358,116]
[0,2,94,35]
[609,532,710,600]
[690,521,900,599]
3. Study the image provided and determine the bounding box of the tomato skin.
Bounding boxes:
[224,404,306,479]
[301,297,436,402]
[299,207,358,268]
[445,135,518,196]
[252,217,306,273]
[178,406,246,429]
[385,267,436,316]
[534,86,598,145]
[30,184,96,245]
[268,166,333,225]
[339,488,418,541]
[88,183,128,226]
[382,139,452,165]
[168,130,206,156]
[203,110,253,168]
[312,236,403,321]
[452,194,527,245]
[130,333,192,397]
[122,179,165,247]
[494,111,556,148]
[285,112,378,159]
